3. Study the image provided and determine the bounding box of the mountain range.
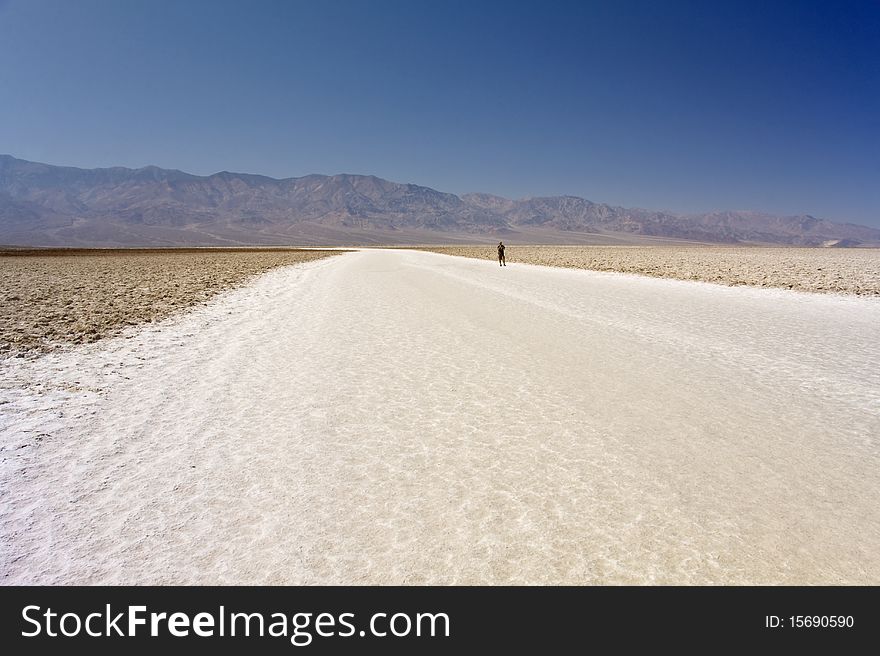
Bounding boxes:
[1,154,878,247]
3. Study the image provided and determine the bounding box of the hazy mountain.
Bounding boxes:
[1,155,878,247]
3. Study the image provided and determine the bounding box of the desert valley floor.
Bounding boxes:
[1,248,879,584]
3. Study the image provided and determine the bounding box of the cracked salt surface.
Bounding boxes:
[1,249,879,584]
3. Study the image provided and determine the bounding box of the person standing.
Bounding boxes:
[497,241,506,266]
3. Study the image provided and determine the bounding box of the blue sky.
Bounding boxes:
[1,0,878,225]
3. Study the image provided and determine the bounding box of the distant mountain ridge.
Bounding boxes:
[1,154,878,247]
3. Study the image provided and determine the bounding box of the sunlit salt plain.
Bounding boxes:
[2,249,878,584]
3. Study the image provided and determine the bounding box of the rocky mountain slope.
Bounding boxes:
[1,155,877,246]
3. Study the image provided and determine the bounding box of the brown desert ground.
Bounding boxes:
[416,245,880,296]
[3,245,878,357]
[0,248,343,355]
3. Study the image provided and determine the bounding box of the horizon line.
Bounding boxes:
[1,153,871,228]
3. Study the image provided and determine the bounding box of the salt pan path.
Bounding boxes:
[2,249,879,584]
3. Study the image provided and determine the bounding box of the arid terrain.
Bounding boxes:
[3,245,877,358]
[0,248,342,354]
[4,155,880,248]
[417,245,880,296]
[2,249,878,584]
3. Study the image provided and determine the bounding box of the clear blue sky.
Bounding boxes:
[1,0,878,225]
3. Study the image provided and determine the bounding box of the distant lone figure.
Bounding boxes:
[497,241,506,266]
